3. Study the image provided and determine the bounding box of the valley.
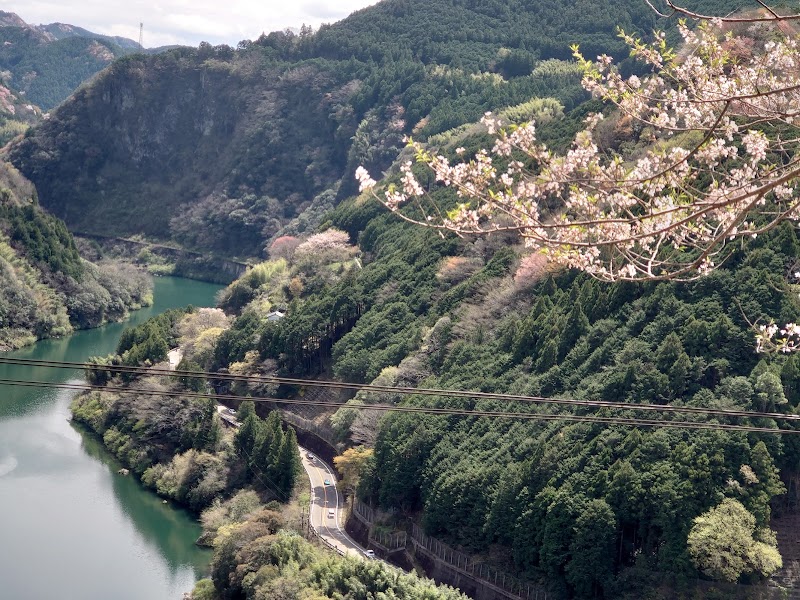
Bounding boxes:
[1,1,800,599]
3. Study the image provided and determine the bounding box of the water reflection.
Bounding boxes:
[76,422,211,574]
[0,277,221,599]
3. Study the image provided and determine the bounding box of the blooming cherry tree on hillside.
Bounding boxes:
[357,8,800,351]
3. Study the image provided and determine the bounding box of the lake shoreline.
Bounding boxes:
[0,276,222,600]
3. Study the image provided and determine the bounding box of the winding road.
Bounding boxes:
[213,403,367,558]
[299,446,367,558]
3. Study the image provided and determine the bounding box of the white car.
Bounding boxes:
[364,550,376,559]
[327,509,335,519]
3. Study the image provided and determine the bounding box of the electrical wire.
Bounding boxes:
[0,376,796,435]
[1,356,799,424]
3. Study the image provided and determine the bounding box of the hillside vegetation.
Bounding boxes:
[195,106,800,595]
[198,528,469,600]
[0,161,151,350]
[6,0,708,259]
[71,308,468,600]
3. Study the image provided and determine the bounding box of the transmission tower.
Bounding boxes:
[139,22,143,48]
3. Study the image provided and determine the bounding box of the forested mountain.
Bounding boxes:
[6,0,800,598]
[0,11,147,110]
[7,0,734,260]
[36,22,141,51]
[0,161,151,350]
[200,159,799,598]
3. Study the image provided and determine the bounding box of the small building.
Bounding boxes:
[266,310,285,322]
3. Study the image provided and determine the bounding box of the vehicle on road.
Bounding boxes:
[327,509,335,519]
[364,550,376,559]
[324,479,331,486]
[306,452,314,460]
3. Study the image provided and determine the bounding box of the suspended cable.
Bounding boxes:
[1,356,799,424]
[0,377,795,435]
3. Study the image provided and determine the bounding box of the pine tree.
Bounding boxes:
[235,413,259,459]
[277,427,301,496]
[263,412,284,471]
[656,332,684,372]
[744,441,786,525]
[558,303,589,359]
[668,353,691,398]
[237,399,256,422]
[781,354,800,405]
[536,338,558,373]
[193,397,220,451]
[252,412,284,487]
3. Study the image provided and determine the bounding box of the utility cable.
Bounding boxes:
[2,356,800,425]
[0,377,796,434]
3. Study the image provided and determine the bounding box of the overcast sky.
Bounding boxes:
[5,1,380,48]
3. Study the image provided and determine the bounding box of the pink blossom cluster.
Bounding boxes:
[756,322,800,353]
[359,19,800,283]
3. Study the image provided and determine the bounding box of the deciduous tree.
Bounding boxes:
[687,497,782,582]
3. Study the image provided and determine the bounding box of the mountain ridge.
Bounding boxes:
[9,0,638,259]
[0,11,180,111]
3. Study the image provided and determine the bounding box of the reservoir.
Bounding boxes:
[0,276,223,600]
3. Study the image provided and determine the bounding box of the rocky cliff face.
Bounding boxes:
[7,46,368,257]
[0,12,32,31]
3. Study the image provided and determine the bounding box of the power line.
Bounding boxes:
[0,377,796,435]
[1,356,799,425]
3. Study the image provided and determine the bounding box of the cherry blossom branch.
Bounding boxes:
[357,17,800,287]
[659,0,800,22]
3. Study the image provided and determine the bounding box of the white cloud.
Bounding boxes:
[3,0,379,47]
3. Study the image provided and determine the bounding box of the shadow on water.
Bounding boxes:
[74,421,211,575]
[0,276,223,597]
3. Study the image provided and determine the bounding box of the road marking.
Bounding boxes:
[299,446,365,557]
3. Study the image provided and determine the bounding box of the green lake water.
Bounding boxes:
[0,276,223,600]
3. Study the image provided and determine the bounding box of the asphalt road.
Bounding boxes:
[299,446,366,558]
[212,405,367,558]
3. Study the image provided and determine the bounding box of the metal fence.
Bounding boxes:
[410,524,548,600]
[309,522,345,556]
[371,529,408,552]
[353,498,375,525]
[348,496,546,599]
[281,410,341,450]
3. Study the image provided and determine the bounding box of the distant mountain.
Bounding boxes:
[0,12,29,30]
[37,22,141,51]
[0,11,180,111]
